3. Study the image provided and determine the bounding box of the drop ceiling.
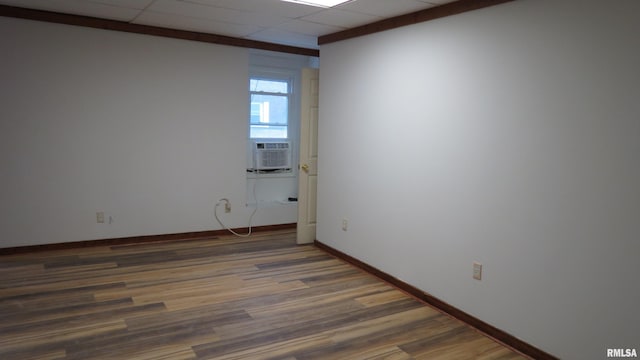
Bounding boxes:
[0,0,457,50]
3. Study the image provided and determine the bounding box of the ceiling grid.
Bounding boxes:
[0,0,456,49]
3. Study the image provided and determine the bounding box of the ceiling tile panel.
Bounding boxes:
[88,0,154,9]
[200,0,324,18]
[134,11,263,37]
[147,0,236,20]
[1,0,457,49]
[275,19,343,36]
[0,0,142,20]
[336,0,436,17]
[301,8,382,28]
[148,0,289,27]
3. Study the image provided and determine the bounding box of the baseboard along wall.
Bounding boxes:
[0,223,296,256]
[314,240,559,360]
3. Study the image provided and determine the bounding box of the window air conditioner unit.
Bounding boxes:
[253,142,291,170]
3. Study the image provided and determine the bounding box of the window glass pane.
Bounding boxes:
[249,76,289,139]
[250,125,287,138]
[250,94,288,125]
[250,78,288,94]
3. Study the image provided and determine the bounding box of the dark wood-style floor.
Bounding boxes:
[0,229,527,359]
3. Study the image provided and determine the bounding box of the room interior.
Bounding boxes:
[1,1,639,359]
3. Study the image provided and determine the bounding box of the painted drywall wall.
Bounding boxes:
[0,17,297,248]
[316,0,640,358]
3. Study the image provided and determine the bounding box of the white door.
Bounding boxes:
[297,68,319,244]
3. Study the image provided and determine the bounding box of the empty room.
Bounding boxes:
[1,0,638,359]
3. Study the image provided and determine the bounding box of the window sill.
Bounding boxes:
[246,169,296,179]
[246,200,298,208]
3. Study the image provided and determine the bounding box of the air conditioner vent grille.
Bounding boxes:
[253,142,291,170]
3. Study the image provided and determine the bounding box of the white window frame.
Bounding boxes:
[249,72,294,141]
[247,67,300,179]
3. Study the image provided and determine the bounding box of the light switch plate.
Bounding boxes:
[473,262,482,280]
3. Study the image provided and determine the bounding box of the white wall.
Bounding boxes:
[0,17,297,248]
[317,0,640,359]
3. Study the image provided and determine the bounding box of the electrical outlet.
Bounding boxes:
[341,218,348,231]
[96,212,105,223]
[225,202,231,213]
[473,262,483,280]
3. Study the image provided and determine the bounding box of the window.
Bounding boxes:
[249,77,291,139]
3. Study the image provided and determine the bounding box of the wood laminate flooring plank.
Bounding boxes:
[0,230,527,359]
